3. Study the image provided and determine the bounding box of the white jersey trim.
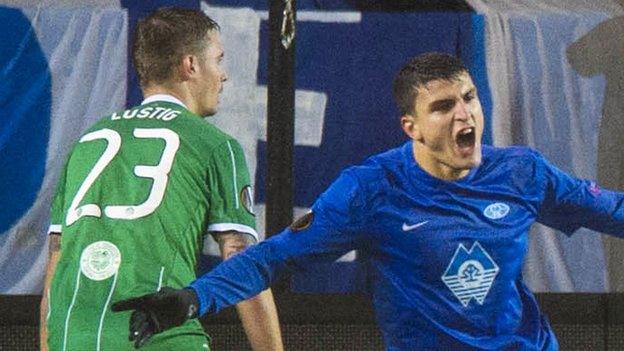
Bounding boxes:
[208,223,258,241]
[63,266,82,351]
[49,224,62,234]
[226,141,240,209]
[157,267,165,292]
[141,94,189,110]
[96,273,118,351]
[46,289,51,321]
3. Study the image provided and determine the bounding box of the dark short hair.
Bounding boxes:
[393,53,468,116]
[132,7,220,87]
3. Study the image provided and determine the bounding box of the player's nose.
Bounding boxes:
[454,101,471,121]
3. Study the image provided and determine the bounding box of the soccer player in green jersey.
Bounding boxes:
[39,7,283,351]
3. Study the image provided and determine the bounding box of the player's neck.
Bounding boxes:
[412,145,470,181]
[142,84,198,115]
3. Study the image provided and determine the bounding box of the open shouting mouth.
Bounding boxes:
[455,127,476,156]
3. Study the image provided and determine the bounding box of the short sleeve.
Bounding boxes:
[206,139,257,240]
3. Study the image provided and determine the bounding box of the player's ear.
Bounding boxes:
[401,114,422,141]
[178,54,197,81]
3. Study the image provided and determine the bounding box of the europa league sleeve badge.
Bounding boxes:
[289,211,314,232]
[240,185,255,216]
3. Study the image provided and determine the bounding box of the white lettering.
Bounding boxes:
[161,110,181,121]
[123,109,138,119]
[156,108,172,120]
[137,107,153,119]
[149,107,167,119]
[111,106,180,122]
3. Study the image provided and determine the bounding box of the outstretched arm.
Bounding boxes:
[40,233,61,351]
[112,169,368,347]
[214,232,283,351]
[112,217,359,347]
[111,229,301,348]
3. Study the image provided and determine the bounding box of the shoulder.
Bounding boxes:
[483,144,540,161]
[480,145,544,171]
[172,111,242,152]
[314,145,407,222]
[477,145,549,191]
[339,144,407,195]
[175,111,233,142]
[209,132,244,157]
[200,122,237,144]
[350,146,400,179]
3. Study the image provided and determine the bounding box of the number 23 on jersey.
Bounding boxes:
[66,128,179,225]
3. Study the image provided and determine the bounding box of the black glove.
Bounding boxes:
[111,287,199,349]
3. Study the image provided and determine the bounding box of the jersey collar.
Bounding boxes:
[141,94,189,110]
[403,141,479,187]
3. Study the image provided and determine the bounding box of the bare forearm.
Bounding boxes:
[40,234,61,351]
[214,231,284,351]
[236,289,283,351]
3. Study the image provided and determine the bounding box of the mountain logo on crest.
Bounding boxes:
[441,241,499,307]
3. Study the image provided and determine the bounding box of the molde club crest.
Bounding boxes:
[442,241,499,307]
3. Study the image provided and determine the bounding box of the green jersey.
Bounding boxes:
[47,95,256,351]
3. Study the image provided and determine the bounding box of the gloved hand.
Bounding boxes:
[111,287,199,349]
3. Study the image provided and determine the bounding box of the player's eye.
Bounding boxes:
[431,100,455,113]
[463,88,477,103]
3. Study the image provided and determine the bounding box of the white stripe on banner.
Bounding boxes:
[256,10,362,23]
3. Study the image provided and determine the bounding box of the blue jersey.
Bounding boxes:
[191,142,624,350]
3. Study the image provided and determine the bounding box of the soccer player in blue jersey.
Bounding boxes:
[113,52,624,350]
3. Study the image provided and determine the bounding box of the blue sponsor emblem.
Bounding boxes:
[442,241,499,307]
